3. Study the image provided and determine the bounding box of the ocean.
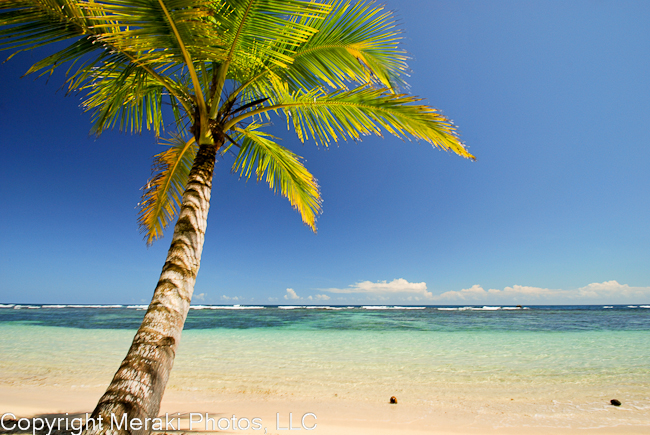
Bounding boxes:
[1,304,649,429]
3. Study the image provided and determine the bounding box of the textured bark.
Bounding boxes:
[85,140,219,435]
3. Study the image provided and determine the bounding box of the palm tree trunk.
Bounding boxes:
[85,140,219,435]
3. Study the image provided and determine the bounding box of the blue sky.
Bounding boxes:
[1,0,649,305]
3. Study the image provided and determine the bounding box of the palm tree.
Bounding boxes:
[1,0,474,433]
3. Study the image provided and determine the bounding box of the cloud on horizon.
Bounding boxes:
[221,295,240,301]
[284,288,301,300]
[322,278,432,301]
[282,289,331,303]
[320,279,650,304]
[435,281,650,304]
[308,294,331,301]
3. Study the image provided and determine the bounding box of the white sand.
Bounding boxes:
[1,384,649,435]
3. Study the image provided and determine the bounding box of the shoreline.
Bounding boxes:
[1,385,649,435]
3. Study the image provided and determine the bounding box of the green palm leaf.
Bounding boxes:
[0,1,95,55]
[0,0,200,126]
[82,61,176,136]
[0,0,109,85]
[286,0,407,91]
[227,83,475,159]
[82,0,226,65]
[231,123,321,231]
[208,0,331,116]
[234,0,407,113]
[138,134,198,245]
[216,0,329,68]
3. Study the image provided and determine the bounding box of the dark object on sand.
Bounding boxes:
[390,396,398,404]
[611,399,621,406]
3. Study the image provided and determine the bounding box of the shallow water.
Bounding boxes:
[1,305,649,428]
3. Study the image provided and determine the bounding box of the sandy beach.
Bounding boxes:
[2,383,649,435]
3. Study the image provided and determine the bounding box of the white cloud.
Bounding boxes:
[307,294,331,301]
[194,293,206,301]
[434,281,650,304]
[307,279,650,305]
[436,284,559,302]
[284,288,301,300]
[576,281,650,301]
[323,278,432,299]
[221,295,240,301]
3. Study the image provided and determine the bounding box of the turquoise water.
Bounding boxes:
[1,305,649,428]
[2,304,649,331]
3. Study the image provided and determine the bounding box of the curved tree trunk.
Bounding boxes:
[85,140,219,435]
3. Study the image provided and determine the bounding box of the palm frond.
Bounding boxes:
[286,0,407,91]
[231,123,321,231]
[86,0,226,66]
[217,0,330,69]
[138,134,198,245]
[0,1,96,56]
[233,0,407,108]
[208,0,331,115]
[226,83,474,159]
[81,61,184,136]
[1,0,202,129]
[0,0,109,86]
